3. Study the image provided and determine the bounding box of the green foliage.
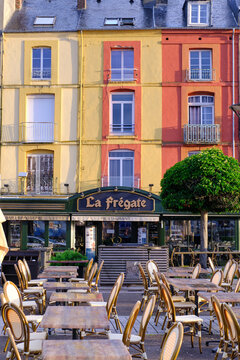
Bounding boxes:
[160,148,240,214]
[50,250,88,266]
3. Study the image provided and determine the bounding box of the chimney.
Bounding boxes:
[77,0,86,9]
[15,0,23,10]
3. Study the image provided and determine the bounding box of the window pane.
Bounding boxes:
[200,4,207,23]
[111,51,121,69]
[112,104,121,132]
[202,107,213,125]
[123,103,133,132]
[191,4,198,23]
[123,50,134,69]
[109,151,134,158]
[109,159,120,186]
[112,94,133,102]
[33,48,41,58]
[189,106,201,125]
[122,159,133,186]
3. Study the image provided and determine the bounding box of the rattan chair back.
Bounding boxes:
[159,273,171,292]
[225,261,238,285]
[106,273,124,319]
[87,262,98,289]
[6,327,21,360]
[4,281,23,309]
[84,258,94,281]
[17,260,28,289]
[94,260,104,290]
[160,322,184,360]
[161,282,176,322]
[211,295,224,337]
[208,257,215,272]
[222,302,240,354]
[139,295,156,340]
[2,272,7,285]
[23,258,32,282]
[14,264,24,292]
[2,302,30,353]
[146,260,158,285]
[138,263,148,291]
[234,278,240,293]
[192,263,201,279]
[223,259,233,281]
[210,269,223,286]
[122,300,141,347]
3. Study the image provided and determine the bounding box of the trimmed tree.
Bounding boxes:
[160,148,240,268]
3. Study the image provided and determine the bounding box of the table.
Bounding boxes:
[174,251,240,267]
[38,272,78,281]
[40,306,109,339]
[168,266,210,274]
[167,278,223,316]
[231,307,240,319]
[198,291,240,304]
[43,282,89,291]
[42,339,131,360]
[49,291,103,304]
[44,266,79,273]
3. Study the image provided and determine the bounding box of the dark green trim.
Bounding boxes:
[21,221,28,250]
[235,220,240,251]
[66,221,71,249]
[44,221,49,247]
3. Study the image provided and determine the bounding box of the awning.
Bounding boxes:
[72,215,159,222]
[5,215,70,221]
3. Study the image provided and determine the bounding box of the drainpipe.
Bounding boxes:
[0,33,3,190]
[77,30,84,192]
[232,28,235,158]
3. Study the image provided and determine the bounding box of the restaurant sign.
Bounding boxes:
[77,191,155,212]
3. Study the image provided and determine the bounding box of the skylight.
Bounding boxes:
[34,16,56,26]
[104,18,119,26]
[104,18,135,26]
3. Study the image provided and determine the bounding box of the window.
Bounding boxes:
[104,18,135,26]
[34,16,56,26]
[27,153,53,194]
[109,150,134,187]
[111,93,134,134]
[189,2,209,25]
[190,50,212,80]
[104,18,119,26]
[188,95,214,125]
[188,151,201,157]
[32,47,51,79]
[26,95,54,142]
[111,49,134,81]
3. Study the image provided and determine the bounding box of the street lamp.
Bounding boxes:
[230,103,240,140]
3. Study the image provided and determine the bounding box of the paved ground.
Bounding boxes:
[0,286,221,360]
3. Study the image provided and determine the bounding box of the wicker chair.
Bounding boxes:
[3,281,42,331]
[138,262,158,311]
[221,260,238,292]
[69,257,93,282]
[159,322,184,360]
[2,302,46,360]
[208,257,215,273]
[146,260,158,285]
[209,295,225,360]
[23,258,47,286]
[6,327,21,360]
[221,302,240,359]
[160,283,203,353]
[68,262,98,293]
[109,297,155,360]
[222,259,233,282]
[192,263,201,279]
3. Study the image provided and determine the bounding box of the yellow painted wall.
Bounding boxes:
[141,144,161,193]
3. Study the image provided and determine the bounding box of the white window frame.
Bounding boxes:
[32,47,51,80]
[189,50,212,80]
[110,92,135,135]
[26,94,55,143]
[108,150,134,187]
[27,153,53,195]
[188,1,209,26]
[110,49,134,81]
[188,95,214,125]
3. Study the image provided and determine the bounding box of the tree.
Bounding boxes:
[160,148,240,268]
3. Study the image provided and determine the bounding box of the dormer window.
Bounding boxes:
[188,1,210,26]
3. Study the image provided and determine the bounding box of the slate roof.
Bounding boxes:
[4,0,239,33]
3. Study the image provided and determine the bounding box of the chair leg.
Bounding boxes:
[198,323,202,354]
[214,338,224,360]
[160,321,171,348]
[161,314,167,330]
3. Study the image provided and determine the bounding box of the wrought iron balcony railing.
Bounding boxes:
[186,68,216,81]
[101,175,140,188]
[184,124,220,144]
[110,123,135,135]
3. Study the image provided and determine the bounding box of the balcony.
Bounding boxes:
[101,176,140,188]
[20,122,54,143]
[110,123,135,135]
[184,124,220,144]
[186,68,216,81]
[107,68,138,82]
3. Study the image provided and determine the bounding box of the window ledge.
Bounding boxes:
[106,135,137,139]
[108,79,137,84]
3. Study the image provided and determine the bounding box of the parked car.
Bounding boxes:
[27,236,45,248]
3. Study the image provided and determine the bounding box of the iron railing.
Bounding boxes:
[101,175,140,188]
[20,122,54,143]
[186,68,216,81]
[184,124,220,144]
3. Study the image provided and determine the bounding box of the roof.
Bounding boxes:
[4,0,238,33]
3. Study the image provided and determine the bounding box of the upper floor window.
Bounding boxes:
[111,93,134,135]
[109,150,134,187]
[32,47,51,80]
[188,95,214,125]
[190,50,212,80]
[26,95,55,142]
[188,1,210,25]
[27,153,53,194]
[111,49,134,81]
